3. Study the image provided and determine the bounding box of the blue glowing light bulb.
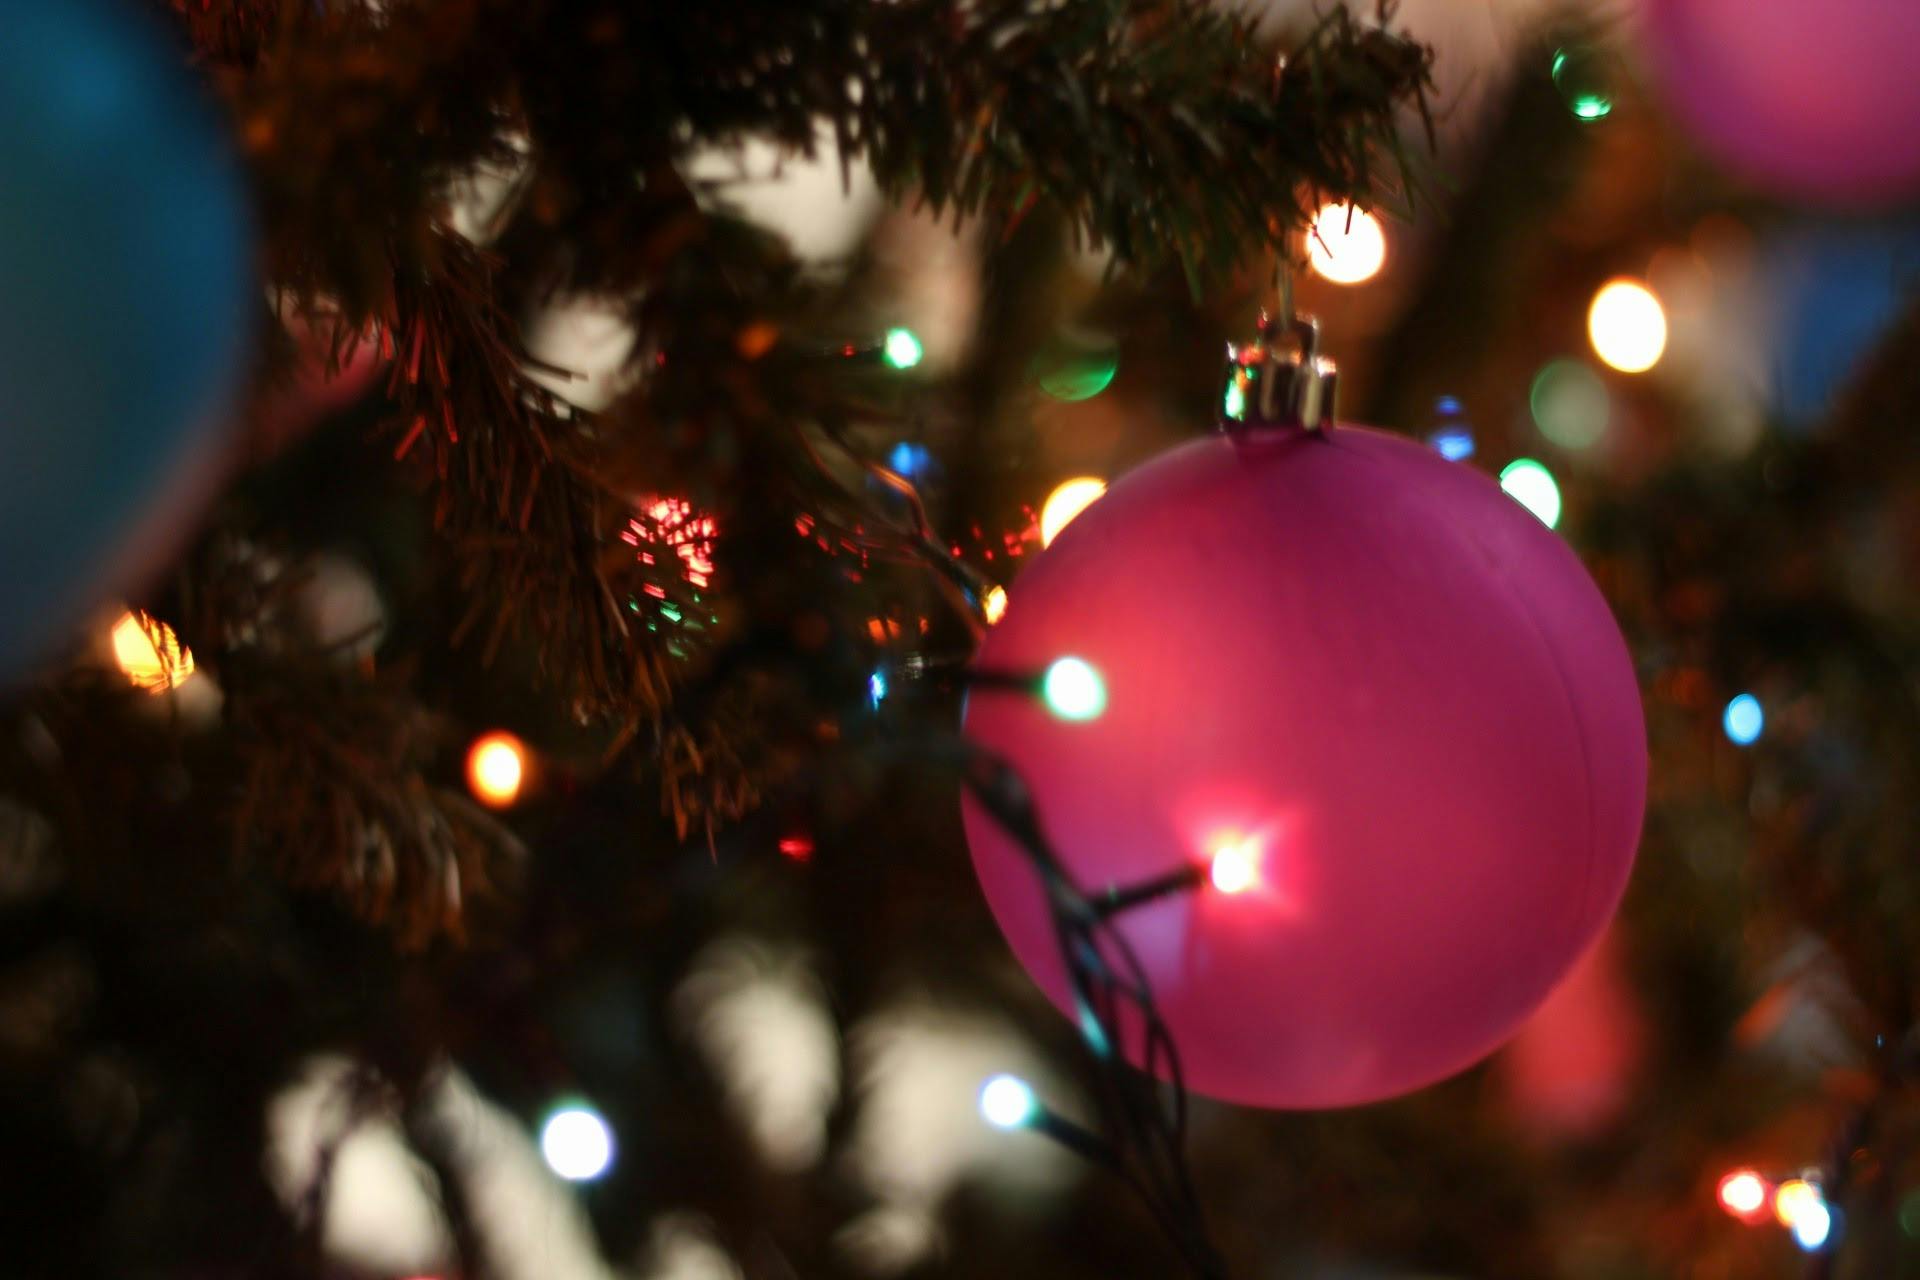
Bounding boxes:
[978,1073,1039,1129]
[1792,1199,1833,1251]
[888,441,931,476]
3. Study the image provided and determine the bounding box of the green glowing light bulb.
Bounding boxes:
[883,327,924,370]
[1223,379,1247,421]
[1500,458,1563,529]
[1042,656,1107,721]
[1551,45,1615,123]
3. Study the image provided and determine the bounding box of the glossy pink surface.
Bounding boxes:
[962,425,1646,1109]
[1642,0,1920,206]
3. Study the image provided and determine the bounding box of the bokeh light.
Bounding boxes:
[978,1074,1038,1129]
[1429,395,1474,460]
[1717,1169,1770,1220]
[540,1104,614,1182]
[868,669,888,708]
[1898,1188,1920,1237]
[1500,458,1563,529]
[1306,203,1387,285]
[1206,834,1260,895]
[888,441,932,477]
[1723,693,1764,746]
[1775,1178,1822,1229]
[981,585,1008,625]
[1040,476,1107,547]
[883,327,924,370]
[1530,359,1611,449]
[1588,279,1668,373]
[1041,657,1106,722]
[111,610,194,693]
[466,731,527,808]
[1791,1200,1833,1251]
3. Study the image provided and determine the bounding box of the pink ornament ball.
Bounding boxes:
[1640,0,1920,206]
[961,424,1646,1110]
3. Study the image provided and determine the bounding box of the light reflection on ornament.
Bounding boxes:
[540,1104,615,1182]
[110,610,195,693]
[466,731,527,808]
[1718,1169,1770,1220]
[1500,458,1563,529]
[1041,656,1106,722]
[1588,279,1668,373]
[982,585,1008,625]
[1306,203,1386,285]
[1039,477,1106,548]
[626,497,718,589]
[977,1073,1038,1129]
[1723,693,1764,746]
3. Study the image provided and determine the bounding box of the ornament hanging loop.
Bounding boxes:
[1220,311,1338,433]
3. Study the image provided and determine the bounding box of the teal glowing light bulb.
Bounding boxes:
[978,1073,1039,1129]
[1722,692,1763,746]
[1042,656,1106,721]
[882,327,924,370]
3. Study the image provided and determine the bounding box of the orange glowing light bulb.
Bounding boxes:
[466,731,528,808]
[1775,1178,1822,1229]
[110,610,195,693]
[1305,203,1387,285]
[982,585,1009,625]
[1040,477,1107,548]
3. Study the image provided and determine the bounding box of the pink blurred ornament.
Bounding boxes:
[1640,0,1920,206]
[962,416,1645,1109]
[1497,930,1645,1138]
[247,322,383,462]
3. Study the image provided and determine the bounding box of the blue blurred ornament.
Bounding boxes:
[0,0,253,677]
[1755,218,1920,428]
